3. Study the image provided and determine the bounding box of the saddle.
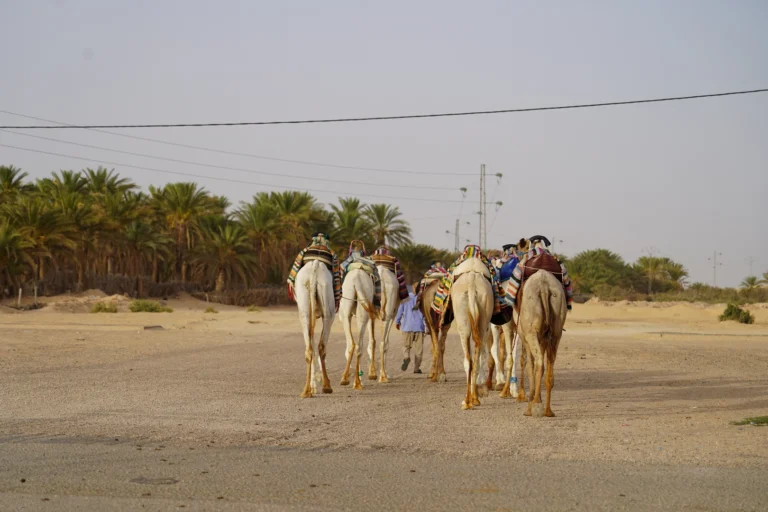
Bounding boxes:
[522,253,563,283]
[371,253,397,271]
[303,245,334,271]
[346,261,377,280]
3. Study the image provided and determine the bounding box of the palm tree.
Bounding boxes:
[662,259,689,289]
[0,220,33,292]
[362,203,412,247]
[635,256,667,294]
[194,223,256,292]
[0,165,32,204]
[2,196,76,281]
[330,197,373,252]
[740,276,760,297]
[393,243,439,283]
[57,191,100,290]
[83,167,136,196]
[760,272,768,286]
[155,183,215,282]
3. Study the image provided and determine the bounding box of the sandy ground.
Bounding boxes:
[1,294,767,510]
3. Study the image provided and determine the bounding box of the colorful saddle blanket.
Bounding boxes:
[287,244,341,309]
[371,246,409,300]
[503,249,573,308]
[431,245,512,327]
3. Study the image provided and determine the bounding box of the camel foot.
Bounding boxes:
[353,381,363,390]
[531,403,546,417]
[429,375,438,383]
[461,401,474,410]
[437,373,446,383]
[339,379,350,386]
[300,390,313,399]
[499,388,512,399]
[322,387,333,394]
[428,371,436,380]
[472,396,481,406]
[379,375,390,383]
[495,383,505,392]
[477,385,489,398]
[545,409,556,417]
[368,373,378,381]
[516,393,526,403]
[524,405,532,416]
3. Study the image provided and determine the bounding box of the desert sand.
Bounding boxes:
[1,293,767,510]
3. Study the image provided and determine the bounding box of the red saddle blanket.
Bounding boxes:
[522,253,564,283]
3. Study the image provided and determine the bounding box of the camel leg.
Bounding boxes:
[499,323,513,398]
[460,332,473,410]
[491,326,505,391]
[485,329,496,392]
[523,338,537,416]
[379,318,392,383]
[301,341,314,399]
[318,318,333,394]
[471,336,483,405]
[437,327,448,383]
[353,340,363,390]
[340,315,354,386]
[365,315,377,380]
[427,327,438,381]
[518,338,528,402]
[544,356,556,417]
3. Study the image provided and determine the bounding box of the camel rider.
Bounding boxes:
[496,243,520,283]
[504,236,573,310]
[287,232,341,311]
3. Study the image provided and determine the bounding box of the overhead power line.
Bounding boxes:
[2,88,766,129]
[0,142,491,205]
[0,110,476,176]
[0,130,465,191]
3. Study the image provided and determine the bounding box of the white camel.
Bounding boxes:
[292,259,336,398]
[517,270,567,417]
[371,264,400,383]
[338,267,376,390]
[450,258,494,410]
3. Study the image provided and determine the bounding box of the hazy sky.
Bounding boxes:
[1,1,766,286]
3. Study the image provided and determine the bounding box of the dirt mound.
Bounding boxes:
[52,293,132,314]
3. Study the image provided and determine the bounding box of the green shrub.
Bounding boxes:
[91,301,118,313]
[719,303,754,324]
[247,305,262,312]
[129,299,173,313]
[204,306,218,314]
[732,416,768,426]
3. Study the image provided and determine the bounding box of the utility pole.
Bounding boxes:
[454,218,460,252]
[745,256,755,277]
[479,164,486,249]
[708,251,723,287]
[642,246,659,295]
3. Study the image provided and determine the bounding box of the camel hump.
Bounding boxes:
[453,257,491,279]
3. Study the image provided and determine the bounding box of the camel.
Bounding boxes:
[371,264,400,383]
[490,319,525,400]
[420,280,451,383]
[450,258,494,410]
[293,259,336,398]
[338,267,376,390]
[516,270,567,417]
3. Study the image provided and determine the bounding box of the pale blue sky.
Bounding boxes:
[1,1,766,286]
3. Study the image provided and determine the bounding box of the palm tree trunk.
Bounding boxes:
[215,269,226,293]
[152,252,159,283]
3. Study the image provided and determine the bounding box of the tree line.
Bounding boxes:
[1,164,764,302]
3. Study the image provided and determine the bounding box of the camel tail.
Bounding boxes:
[467,279,483,350]
[308,262,318,343]
[539,282,562,365]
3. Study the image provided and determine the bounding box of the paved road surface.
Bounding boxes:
[2,438,766,511]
